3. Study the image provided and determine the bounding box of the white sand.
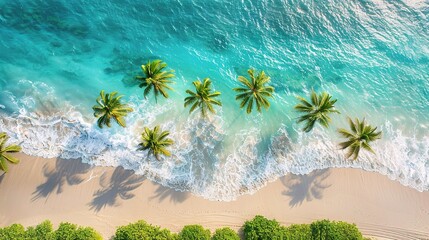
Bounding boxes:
[0,153,428,239]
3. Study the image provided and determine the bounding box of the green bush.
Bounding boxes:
[114,220,176,240]
[310,220,363,240]
[0,223,26,240]
[0,221,101,240]
[52,222,77,240]
[243,215,286,240]
[25,220,54,239]
[73,227,103,240]
[284,224,311,240]
[334,221,363,240]
[48,222,102,240]
[0,217,367,240]
[179,225,210,240]
[212,227,240,240]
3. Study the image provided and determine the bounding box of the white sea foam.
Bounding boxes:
[1,103,429,201]
[0,79,428,201]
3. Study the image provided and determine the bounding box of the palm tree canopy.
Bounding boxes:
[233,69,274,114]
[338,118,382,160]
[0,132,22,173]
[92,90,133,128]
[138,126,174,160]
[136,59,175,101]
[295,91,340,132]
[184,78,222,117]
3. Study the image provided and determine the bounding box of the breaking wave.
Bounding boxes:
[0,82,428,201]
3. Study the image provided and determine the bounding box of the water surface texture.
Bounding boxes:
[0,0,428,200]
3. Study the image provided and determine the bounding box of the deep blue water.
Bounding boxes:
[0,0,428,200]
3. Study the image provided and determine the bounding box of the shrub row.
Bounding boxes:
[0,220,102,240]
[243,215,368,240]
[114,217,368,240]
[0,216,368,240]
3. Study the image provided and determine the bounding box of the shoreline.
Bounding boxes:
[2,110,428,201]
[1,153,428,239]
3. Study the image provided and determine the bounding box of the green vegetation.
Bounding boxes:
[233,69,275,114]
[179,225,211,240]
[25,220,53,239]
[0,221,102,240]
[243,215,285,240]
[53,222,102,240]
[0,217,369,240]
[310,219,364,240]
[0,132,21,173]
[184,78,222,118]
[136,59,175,101]
[284,224,312,240]
[138,126,174,160]
[243,216,366,240]
[0,224,26,239]
[114,220,176,240]
[92,90,133,128]
[338,118,382,160]
[295,91,340,132]
[212,227,240,240]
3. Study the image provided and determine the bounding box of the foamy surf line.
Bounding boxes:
[1,109,428,201]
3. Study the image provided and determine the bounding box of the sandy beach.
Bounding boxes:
[0,153,428,239]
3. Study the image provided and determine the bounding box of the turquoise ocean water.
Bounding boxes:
[0,0,428,200]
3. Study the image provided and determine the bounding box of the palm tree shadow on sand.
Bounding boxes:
[281,169,331,207]
[0,173,5,184]
[89,167,145,212]
[32,158,91,201]
[150,184,190,204]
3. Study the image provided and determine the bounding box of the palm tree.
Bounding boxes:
[136,59,175,101]
[138,126,174,160]
[233,69,274,114]
[294,91,340,132]
[184,78,222,117]
[0,132,22,173]
[92,90,133,128]
[338,118,382,160]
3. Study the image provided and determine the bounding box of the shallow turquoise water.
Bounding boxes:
[0,0,428,200]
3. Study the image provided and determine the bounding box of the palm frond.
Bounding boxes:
[233,69,274,114]
[0,132,21,173]
[246,98,254,114]
[137,59,175,102]
[3,154,20,164]
[338,117,381,160]
[138,126,174,160]
[0,156,8,172]
[184,78,222,118]
[3,145,21,153]
[93,90,133,128]
[294,91,339,132]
